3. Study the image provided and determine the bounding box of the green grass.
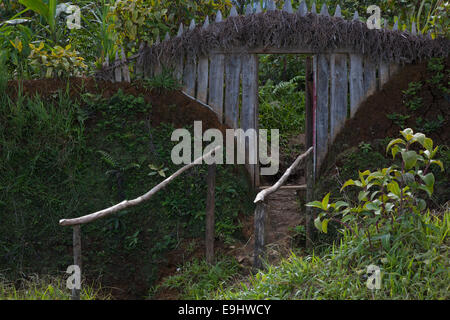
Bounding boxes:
[0,274,109,300]
[157,256,242,299]
[213,211,449,300]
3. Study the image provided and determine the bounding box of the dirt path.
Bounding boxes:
[235,186,305,267]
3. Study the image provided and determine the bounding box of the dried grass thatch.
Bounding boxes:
[144,11,449,68]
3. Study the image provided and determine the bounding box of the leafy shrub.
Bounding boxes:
[28,42,87,78]
[308,129,444,245]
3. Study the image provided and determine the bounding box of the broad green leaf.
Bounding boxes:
[411,133,426,146]
[366,202,380,212]
[420,172,435,187]
[385,203,395,212]
[391,145,400,159]
[19,0,49,22]
[334,201,348,210]
[358,191,369,202]
[387,181,401,197]
[401,151,418,170]
[400,128,414,141]
[314,216,323,232]
[419,185,433,197]
[386,138,405,153]
[306,201,324,210]
[321,193,330,210]
[423,137,433,151]
[430,160,444,171]
[322,219,329,234]
[340,179,355,191]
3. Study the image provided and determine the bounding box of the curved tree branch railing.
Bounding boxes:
[60,146,221,299]
[253,147,313,269]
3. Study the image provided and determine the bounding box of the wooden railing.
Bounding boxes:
[253,147,313,269]
[59,146,220,299]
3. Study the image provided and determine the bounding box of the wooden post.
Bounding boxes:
[315,54,330,173]
[305,151,314,249]
[253,201,266,269]
[72,225,81,300]
[305,57,315,249]
[205,163,216,264]
[305,57,314,151]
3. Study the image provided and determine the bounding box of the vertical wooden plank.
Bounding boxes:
[241,54,259,188]
[102,55,112,82]
[182,20,196,95]
[253,201,266,269]
[349,54,363,117]
[135,42,145,79]
[208,11,225,121]
[283,0,293,13]
[144,40,155,79]
[197,57,209,103]
[174,24,185,81]
[121,47,130,83]
[114,51,121,83]
[205,163,216,265]
[363,58,377,98]
[72,225,81,300]
[305,57,315,249]
[298,1,308,16]
[315,54,329,172]
[330,54,348,144]
[183,55,197,97]
[224,54,241,129]
[196,17,210,103]
[305,57,314,153]
[379,61,389,88]
[208,53,225,121]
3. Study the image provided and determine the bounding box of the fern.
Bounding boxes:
[97,150,119,168]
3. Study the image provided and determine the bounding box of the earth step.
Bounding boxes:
[264,189,304,246]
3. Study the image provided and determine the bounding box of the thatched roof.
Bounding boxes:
[143,10,449,66]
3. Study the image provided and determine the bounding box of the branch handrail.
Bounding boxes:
[254,147,313,203]
[59,146,221,226]
[252,146,313,269]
